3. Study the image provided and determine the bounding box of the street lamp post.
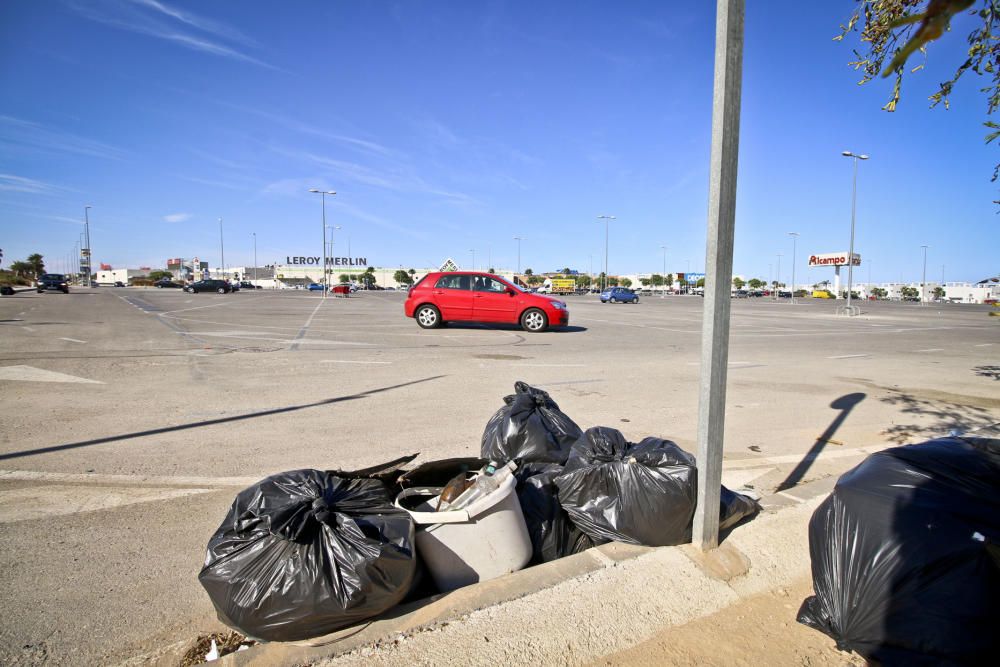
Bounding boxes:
[513,236,523,274]
[775,253,782,301]
[252,232,257,284]
[788,232,799,304]
[309,189,336,299]
[219,217,225,281]
[920,244,929,305]
[469,248,475,271]
[83,205,92,287]
[597,215,615,290]
[841,151,869,314]
[660,245,667,298]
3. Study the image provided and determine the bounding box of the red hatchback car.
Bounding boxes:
[404,272,569,332]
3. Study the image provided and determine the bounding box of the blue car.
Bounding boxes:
[600,287,639,303]
[307,283,324,291]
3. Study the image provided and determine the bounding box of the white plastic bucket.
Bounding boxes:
[395,471,532,592]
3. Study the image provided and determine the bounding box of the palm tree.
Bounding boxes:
[26,253,44,278]
[524,268,533,276]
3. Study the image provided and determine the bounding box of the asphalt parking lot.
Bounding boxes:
[1,288,997,664]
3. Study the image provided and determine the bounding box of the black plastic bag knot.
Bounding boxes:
[311,496,334,525]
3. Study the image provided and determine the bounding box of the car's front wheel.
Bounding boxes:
[633,297,639,304]
[415,304,441,329]
[520,308,548,332]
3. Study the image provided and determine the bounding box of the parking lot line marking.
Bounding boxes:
[0,365,103,384]
[916,348,944,353]
[290,299,326,351]
[723,445,875,470]
[58,337,87,344]
[827,354,870,359]
[514,363,587,368]
[22,326,35,332]
[0,469,259,487]
[320,360,392,365]
[974,343,993,347]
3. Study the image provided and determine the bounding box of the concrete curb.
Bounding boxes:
[194,492,824,667]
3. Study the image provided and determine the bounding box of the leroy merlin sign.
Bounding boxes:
[285,256,368,266]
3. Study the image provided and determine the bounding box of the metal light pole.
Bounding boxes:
[513,236,523,274]
[841,151,869,314]
[469,248,475,271]
[920,244,929,305]
[309,189,336,298]
[775,253,782,300]
[597,215,615,290]
[83,205,92,287]
[252,232,257,283]
[660,245,667,298]
[788,232,798,304]
[219,217,225,281]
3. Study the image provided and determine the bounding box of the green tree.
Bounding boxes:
[650,273,664,287]
[696,278,706,288]
[408,268,416,278]
[524,268,533,276]
[901,286,920,299]
[393,269,413,285]
[9,260,31,277]
[733,276,746,290]
[933,286,946,298]
[665,274,674,289]
[620,277,633,288]
[838,1,999,183]
[338,273,350,284]
[870,286,888,299]
[561,267,571,274]
[576,275,592,288]
[747,278,764,290]
[527,274,543,286]
[26,253,44,278]
[148,270,173,281]
[361,266,377,288]
[488,267,495,273]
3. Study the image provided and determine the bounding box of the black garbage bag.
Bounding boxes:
[199,469,416,642]
[797,436,1000,664]
[481,381,583,465]
[555,427,698,546]
[555,427,760,547]
[515,463,604,563]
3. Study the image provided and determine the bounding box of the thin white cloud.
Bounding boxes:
[66,0,275,70]
[0,174,67,194]
[163,212,191,223]
[0,116,125,160]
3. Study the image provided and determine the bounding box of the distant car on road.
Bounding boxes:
[184,279,231,294]
[114,281,126,287]
[307,283,324,291]
[404,271,568,332]
[600,287,639,304]
[37,274,69,294]
[154,279,183,288]
[238,281,261,290]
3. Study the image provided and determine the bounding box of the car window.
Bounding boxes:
[435,275,470,290]
[474,277,507,292]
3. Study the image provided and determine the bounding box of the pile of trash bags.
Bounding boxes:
[798,435,1000,664]
[200,381,760,642]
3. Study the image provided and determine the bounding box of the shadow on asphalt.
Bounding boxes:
[0,375,447,462]
[776,392,867,492]
[439,323,588,333]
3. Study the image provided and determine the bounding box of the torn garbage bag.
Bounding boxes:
[199,469,416,642]
[555,427,759,547]
[515,463,604,563]
[481,381,583,465]
[797,436,1000,664]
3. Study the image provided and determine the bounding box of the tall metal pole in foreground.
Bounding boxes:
[788,232,799,303]
[514,236,522,274]
[252,232,257,283]
[469,248,475,271]
[841,151,868,312]
[775,253,782,300]
[694,0,744,551]
[309,189,336,298]
[84,206,92,287]
[597,215,615,290]
[920,244,929,304]
[660,245,667,298]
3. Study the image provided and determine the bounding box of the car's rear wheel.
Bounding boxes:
[217,287,225,294]
[520,308,548,332]
[415,304,441,329]
[610,296,618,303]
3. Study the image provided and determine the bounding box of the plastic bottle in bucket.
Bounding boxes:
[442,462,511,511]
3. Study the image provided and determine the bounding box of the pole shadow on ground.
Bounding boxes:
[776,392,866,492]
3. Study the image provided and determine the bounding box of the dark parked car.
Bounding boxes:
[184,279,231,294]
[600,286,639,303]
[154,279,182,288]
[238,281,261,290]
[114,281,126,287]
[37,274,69,294]
[404,271,568,332]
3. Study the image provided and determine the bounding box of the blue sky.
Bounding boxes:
[0,0,994,283]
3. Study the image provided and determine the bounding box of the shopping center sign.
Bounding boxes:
[808,252,861,267]
[285,256,368,267]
